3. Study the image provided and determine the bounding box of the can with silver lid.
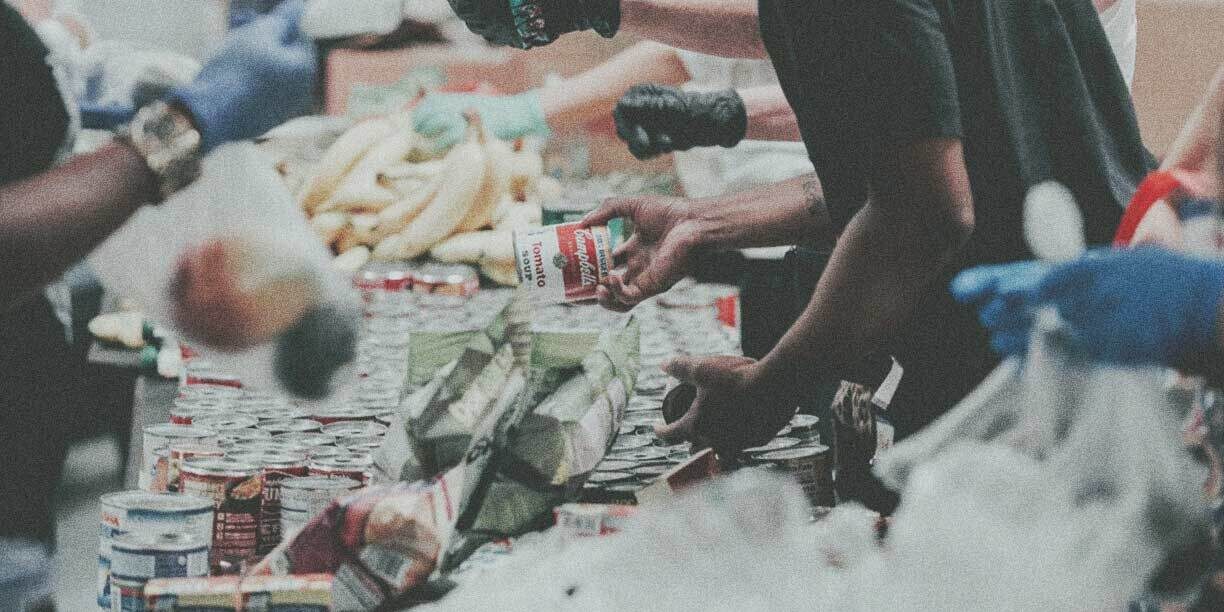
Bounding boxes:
[279,475,364,532]
[169,397,233,425]
[141,424,218,491]
[514,223,614,304]
[215,428,272,447]
[309,406,379,426]
[110,532,209,583]
[192,415,259,433]
[338,435,383,452]
[758,444,834,507]
[272,432,337,448]
[225,450,309,555]
[97,491,213,609]
[179,457,263,574]
[320,421,387,438]
[307,454,374,485]
[257,418,323,435]
[155,444,225,494]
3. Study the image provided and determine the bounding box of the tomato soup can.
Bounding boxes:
[514,222,614,304]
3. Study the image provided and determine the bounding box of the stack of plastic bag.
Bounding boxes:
[415,312,1211,611]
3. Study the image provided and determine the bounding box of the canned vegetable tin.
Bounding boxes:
[97,492,213,609]
[514,222,615,304]
[307,454,374,485]
[413,263,479,297]
[179,457,263,574]
[280,475,364,518]
[192,415,259,433]
[320,421,387,438]
[224,451,309,555]
[140,424,218,491]
[110,532,209,609]
[758,444,835,507]
[256,418,323,435]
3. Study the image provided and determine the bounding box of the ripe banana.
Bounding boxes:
[332,246,371,273]
[456,130,513,233]
[385,125,487,260]
[317,119,419,214]
[310,211,348,246]
[298,118,396,212]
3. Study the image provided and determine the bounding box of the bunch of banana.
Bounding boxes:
[289,112,556,285]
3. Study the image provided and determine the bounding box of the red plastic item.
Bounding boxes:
[1113,170,1183,247]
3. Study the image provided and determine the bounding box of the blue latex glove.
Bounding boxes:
[412,91,548,150]
[951,261,1052,356]
[169,0,317,153]
[953,248,1224,367]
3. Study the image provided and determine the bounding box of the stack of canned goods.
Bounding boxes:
[97,492,214,610]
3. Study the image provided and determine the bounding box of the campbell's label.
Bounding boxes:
[515,223,614,304]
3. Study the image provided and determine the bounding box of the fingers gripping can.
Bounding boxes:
[514,222,615,304]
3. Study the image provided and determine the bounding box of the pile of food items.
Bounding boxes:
[275,112,557,284]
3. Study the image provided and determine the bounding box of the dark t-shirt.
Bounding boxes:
[0,5,79,543]
[759,0,1152,436]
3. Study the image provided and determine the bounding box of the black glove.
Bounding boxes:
[614,84,747,160]
[446,0,621,49]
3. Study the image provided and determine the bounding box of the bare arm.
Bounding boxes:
[693,173,832,248]
[540,41,690,132]
[0,140,158,306]
[757,139,975,388]
[740,85,802,142]
[619,0,766,59]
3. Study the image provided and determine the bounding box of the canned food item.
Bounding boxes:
[178,382,243,401]
[98,492,214,609]
[309,406,379,425]
[307,454,373,485]
[606,447,668,463]
[280,476,364,518]
[234,404,309,421]
[743,437,802,457]
[183,369,243,389]
[338,435,383,452]
[272,432,337,448]
[193,415,259,433]
[143,576,241,611]
[110,532,209,583]
[237,440,310,455]
[141,425,218,491]
[554,503,636,536]
[155,444,225,493]
[257,418,323,435]
[216,428,272,447]
[413,263,479,297]
[240,574,333,611]
[320,421,387,438]
[300,444,346,459]
[661,383,696,424]
[356,263,413,294]
[169,398,232,425]
[758,445,835,507]
[610,434,652,452]
[514,223,614,304]
[373,410,397,426]
[280,507,311,541]
[224,451,309,555]
[111,574,148,611]
[179,457,263,574]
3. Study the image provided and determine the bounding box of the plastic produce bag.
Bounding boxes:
[416,313,1211,612]
[88,143,361,400]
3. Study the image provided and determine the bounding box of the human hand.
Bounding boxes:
[412,91,547,150]
[614,84,746,160]
[169,0,317,153]
[1036,247,1224,366]
[951,260,1052,356]
[445,0,621,49]
[655,355,798,457]
[580,195,704,311]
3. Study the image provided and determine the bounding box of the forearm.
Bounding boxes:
[540,41,688,132]
[756,140,974,388]
[0,140,158,305]
[740,85,802,142]
[691,173,834,249]
[619,0,767,59]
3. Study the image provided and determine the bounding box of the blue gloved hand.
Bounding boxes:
[412,91,548,150]
[169,0,317,153]
[1036,248,1224,366]
[951,260,1052,356]
[953,248,1224,367]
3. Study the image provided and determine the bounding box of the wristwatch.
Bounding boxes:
[117,101,203,202]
